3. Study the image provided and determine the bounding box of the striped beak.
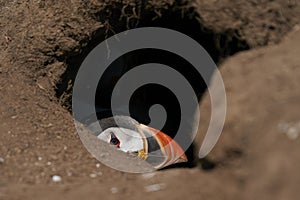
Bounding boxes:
[137,124,187,169]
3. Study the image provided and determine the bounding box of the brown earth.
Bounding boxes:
[0,0,300,200]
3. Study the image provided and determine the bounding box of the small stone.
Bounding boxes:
[52,175,62,182]
[67,171,72,176]
[50,155,58,160]
[47,161,52,166]
[97,172,103,176]
[110,187,118,194]
[142,172,156,179]
[89,173,97,178]
[0,157,4,164]
[287,127,299,140]
[144,183,166,192]
[293,24,300,32]
[96,163,101,168]
[37,157,42,161]
[278,121,299,140]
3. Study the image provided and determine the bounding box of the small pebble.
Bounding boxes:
[293,24,300,32]
[52,175,62,182]
[96,163,101,168]
[144,183,166,192]
[287,127,299,140]
[142,172,156,179]
[97,172,103,176]
[89,173,97,178]
[37,157,42,161]
[278,121,299,140]
[0,157,4,164]
[67,171,72,177]
[110,187,118,194]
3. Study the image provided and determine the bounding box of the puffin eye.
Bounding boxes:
[110,132,120,147]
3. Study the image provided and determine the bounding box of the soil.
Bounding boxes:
[0,0,300,199]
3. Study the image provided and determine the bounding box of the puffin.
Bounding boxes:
[87,115,187,170]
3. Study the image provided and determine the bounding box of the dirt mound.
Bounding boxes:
[0,0,300,199]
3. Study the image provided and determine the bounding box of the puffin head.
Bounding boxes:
[98,127,144,154]
[95,116,187,170]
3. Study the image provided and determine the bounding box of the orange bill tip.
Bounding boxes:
[139,124,187,168]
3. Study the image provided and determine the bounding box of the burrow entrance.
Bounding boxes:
[55,6,249,168]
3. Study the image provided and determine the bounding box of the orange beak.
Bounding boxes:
[138,124,187,169]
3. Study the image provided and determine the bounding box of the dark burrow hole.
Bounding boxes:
[55,8,249,170]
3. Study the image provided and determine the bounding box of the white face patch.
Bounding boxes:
[97,127,144,153]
